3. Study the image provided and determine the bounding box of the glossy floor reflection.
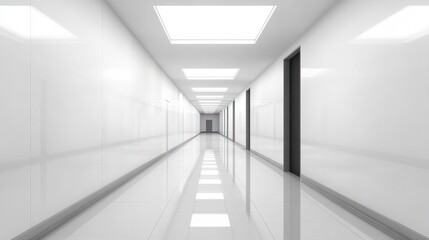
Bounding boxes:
[47,134,392,240]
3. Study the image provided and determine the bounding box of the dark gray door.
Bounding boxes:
[284,49,301,177]
[206,120,212,133]
[246,89,250,150]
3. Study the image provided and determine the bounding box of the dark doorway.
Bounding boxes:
[284,48,301,176]
[206,120,212,133]
[246,89,251,150]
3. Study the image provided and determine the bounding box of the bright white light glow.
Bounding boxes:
[354,6,429,43]
[202,165,218,169]
[190,214,230,227]
[193,88,228,93]
[154,6,276,44]
[203,162,216,165]
[199,100,221,103]
[201,170,219,175]
[0,6,77,40]
[199,179,222,184]
[183,68,239,80]
[197,95,224,99]
[196,193,224,200]
[301,68,330,78]
[200,103,220,106]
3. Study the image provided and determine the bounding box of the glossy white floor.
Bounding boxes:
[46,134,392,240]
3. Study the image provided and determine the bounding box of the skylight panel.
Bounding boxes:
[154,6,276,44]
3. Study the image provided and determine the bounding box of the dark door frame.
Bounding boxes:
[246,89,251,150]
[284,47,301,176]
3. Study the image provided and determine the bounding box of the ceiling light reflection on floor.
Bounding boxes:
[199,179,222,184]
[190,214,231,227]
[201,170,219,175]
[196,193,224,200]
[202,165,218,169]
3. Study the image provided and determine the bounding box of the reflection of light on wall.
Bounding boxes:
[301,68,330,78]
[103,68,132,80]
[0,6,77,40]
[354,6,429,43]
[190,214,230,227]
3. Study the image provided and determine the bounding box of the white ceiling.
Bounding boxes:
[105,0,337,113]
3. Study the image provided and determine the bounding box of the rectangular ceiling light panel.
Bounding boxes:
[192,88,228,92]
[199,100,221,103]
[183,68,239,80]
[196,95,224,99]
[154,6,276,44]
[355,6,429,43]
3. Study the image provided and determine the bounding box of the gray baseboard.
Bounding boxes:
[218,133,284,171]
[301,175,427,240]
[13,134,200,240]
[249,149,283,171]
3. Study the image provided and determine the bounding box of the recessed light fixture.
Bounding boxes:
[199,100,221,103]
[190,214,230,227]
[196,95,224,99]
[192,88,228,93]
[200,104,219,106]
[196,193,224,200]
[154,6,276,44]
[354,6,429,43]
[0,6,77,40]
[183,68,239,80]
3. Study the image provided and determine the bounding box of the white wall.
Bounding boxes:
[0,0,199,239]
[228,103,234,139]
[235,92,247,146]
[244,0,429,236]
[200,114,219,132]
[250,60,284,165]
